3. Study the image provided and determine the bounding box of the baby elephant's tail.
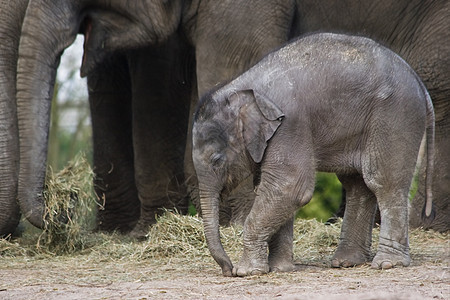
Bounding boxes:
[421,84,435,225]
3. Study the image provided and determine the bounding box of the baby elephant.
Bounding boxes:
[192,33,434,277]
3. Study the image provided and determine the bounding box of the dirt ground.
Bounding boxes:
[1,255,448,300]
[0,217,450,300]
[0,259,448,300]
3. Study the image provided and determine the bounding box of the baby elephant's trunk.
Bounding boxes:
[200,191,233,276]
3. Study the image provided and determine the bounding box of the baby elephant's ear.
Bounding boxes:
[240,90,284,163]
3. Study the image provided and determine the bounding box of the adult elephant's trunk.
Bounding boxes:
[16,1,81,228]
[200,188,233,276]
[0,0,29,236]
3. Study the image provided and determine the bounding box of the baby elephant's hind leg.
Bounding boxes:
[370,188,411,269]
[332,174,377,268]
[363,135,419,269]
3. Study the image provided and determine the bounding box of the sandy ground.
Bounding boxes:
[1,214,448,300]
[1,245,448,300]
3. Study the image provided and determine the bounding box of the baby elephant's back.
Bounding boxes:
[252,33,432,159]
[273,33,429,125]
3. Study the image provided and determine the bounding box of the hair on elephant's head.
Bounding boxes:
[192,86,284,276]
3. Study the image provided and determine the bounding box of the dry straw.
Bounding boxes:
[38,152,97,254]
[1,153,447,268]
[135,210,244,262]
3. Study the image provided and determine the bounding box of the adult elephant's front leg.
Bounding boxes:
[88,55,140,233]
[128,43,192,238]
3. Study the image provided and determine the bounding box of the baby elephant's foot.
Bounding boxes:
[269,256,294,273]
[331,247,370,268]
[232,256,270,277]
[371,252,410,269]
[371,243,410,269]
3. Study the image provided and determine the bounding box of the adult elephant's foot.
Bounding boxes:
[331,245,370,268]
[129,223,149,239]
[371,240,410,269]
[97,210,140,234]
[232,252,270,277]
[129,202,168,239]
[129,215,157,239]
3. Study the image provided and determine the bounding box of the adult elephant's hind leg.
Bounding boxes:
[128,41,192,238]
[88,56,140,233]
[332,174,377,268]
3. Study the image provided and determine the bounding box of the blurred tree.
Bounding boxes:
[297,172,342,221]
[48,36,91,171]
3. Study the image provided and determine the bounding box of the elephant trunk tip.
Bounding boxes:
[221,264,234,277]
[206,243,234,276]
[22,205,45,229]
[210,249,233,276]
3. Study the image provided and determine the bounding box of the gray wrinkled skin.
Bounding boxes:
[193,33,435,277]
[0,0,29,237]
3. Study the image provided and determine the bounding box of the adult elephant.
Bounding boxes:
[17,8,196,236]
[16,0,297,237]
[0,0,195,237]
[0,0,29,237]
[15,0,449,237]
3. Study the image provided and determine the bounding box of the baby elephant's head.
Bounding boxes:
[192,87,284,276]
[193,88,285,196]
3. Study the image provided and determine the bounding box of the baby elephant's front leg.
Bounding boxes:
[233,211,271,277]
[268,217,294,272]
[233,241,270,276]
[232,222,295,276]
[233,192,298,276]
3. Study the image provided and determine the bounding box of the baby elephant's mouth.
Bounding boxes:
[219,186,230,203]
[221,172,255,201]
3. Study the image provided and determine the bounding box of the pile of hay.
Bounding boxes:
[79,210,340,268]
[2,152,446,270]
[1,205,448,269]
[293,218,341,265]
[129,210,341,266]
[134,211,243,261]
[38,152,97,254]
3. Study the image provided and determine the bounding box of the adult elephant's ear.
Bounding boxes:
[238,90,284,163]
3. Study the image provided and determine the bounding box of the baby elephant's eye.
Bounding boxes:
[210,153,225,166]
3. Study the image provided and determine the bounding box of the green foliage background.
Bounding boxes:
[297,173,342,221]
